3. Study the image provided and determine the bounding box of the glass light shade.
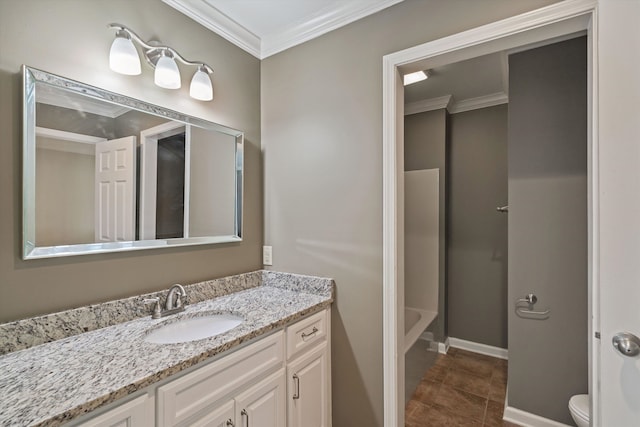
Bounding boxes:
[154,54,181,89]
[109,35,141,75]
[190,68,213,101]
[403,70,428,86]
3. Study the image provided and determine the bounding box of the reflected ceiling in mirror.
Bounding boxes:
[23,66,243,259]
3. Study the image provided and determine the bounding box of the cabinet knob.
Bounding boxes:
[226,419,234,427]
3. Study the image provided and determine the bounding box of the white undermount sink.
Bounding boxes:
[144,313,244,344]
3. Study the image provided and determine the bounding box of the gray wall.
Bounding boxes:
[0,0,261,322]
[261,1,560,425]
[404,109,448,340]
[508,37,587,424]
[448,105,508,348]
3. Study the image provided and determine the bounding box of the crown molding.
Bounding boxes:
[164,0,404,59]
[405,95,452,116]
[448,92,508,114]
[162,0,261,58]
[261,0,405,58]
[405,93,508,116]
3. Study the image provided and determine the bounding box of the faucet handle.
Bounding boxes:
[144,297,161,319]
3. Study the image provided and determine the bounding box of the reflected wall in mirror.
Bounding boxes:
[23,66,243,259]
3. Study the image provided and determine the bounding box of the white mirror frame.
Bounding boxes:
[22,65,244,259]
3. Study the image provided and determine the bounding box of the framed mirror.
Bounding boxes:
[23,66,243,259]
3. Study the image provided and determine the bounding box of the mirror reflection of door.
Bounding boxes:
[94,136,136,242]
[156,133,186,239]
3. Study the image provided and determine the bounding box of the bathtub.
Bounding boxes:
[404,307,437,354]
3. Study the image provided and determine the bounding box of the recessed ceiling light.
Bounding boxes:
[403,70,431,86]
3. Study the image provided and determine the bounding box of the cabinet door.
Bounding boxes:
[287,342,329,427]
[235,369,286,427]
[77,394,152,427]
[189,400,234,427]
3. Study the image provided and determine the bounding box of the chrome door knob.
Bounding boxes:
[612,332,640,357]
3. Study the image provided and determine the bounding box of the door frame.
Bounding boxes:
[382,1,599,425]
[139,121,191,240]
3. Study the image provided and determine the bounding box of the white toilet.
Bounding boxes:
[569,394,590,427]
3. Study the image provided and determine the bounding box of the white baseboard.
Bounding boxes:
[503,405,572,427]
[438,337,449,354]
[448,337,508,360]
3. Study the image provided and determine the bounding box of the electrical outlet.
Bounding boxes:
[263,246,273,266]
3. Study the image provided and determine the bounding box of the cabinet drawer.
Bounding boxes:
[157,331,284,427]
[286,310,327,360]
[76,393,153,427]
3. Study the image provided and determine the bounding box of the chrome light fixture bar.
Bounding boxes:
[108,23,214,101]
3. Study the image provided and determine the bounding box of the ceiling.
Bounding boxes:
[162,0,404,58]
[404,51,509,115]
[163,0,511,111]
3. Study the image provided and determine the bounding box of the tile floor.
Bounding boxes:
[405,347,520,427]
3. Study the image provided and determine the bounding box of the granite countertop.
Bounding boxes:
[0,271,333,427]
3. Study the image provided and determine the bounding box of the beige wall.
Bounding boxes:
[189,127,236,237]
[261,1,560,425]
[0,0,261,322]
[36,143,95,246]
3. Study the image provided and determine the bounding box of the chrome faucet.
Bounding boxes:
[144,284,188,319]
[165,284,187,311]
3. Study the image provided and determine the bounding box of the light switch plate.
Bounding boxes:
[263,246,273,266]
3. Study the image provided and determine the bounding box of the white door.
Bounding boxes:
[235,369,286,427]
[287,342,329,427]
[597,1,640,425]
[95,136,136,242]
[190,400,234,427]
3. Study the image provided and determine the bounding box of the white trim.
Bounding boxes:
[384,0,594,68]
[586,10,600,426]
[405,93,508,116]
[382,1,598,426]
[139,121,187,240]
[261,0,404,58]
[448,337,508,360]
[448,92,509,114]
[35,127,106,145]
[163,0,404,59]
[382,53,402,427]
[438,338,450,355]
[161,0,261,58]
[404,95,452,116]
[503,406,572,427]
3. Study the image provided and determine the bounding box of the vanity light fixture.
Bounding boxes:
[108,23,214,101]
[403,70,431,86]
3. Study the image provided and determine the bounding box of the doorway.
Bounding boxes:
[382,2,598,426]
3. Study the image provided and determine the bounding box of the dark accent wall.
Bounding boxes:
[508,36,588,424]
[404,109,448,341]
[448,105,508,348]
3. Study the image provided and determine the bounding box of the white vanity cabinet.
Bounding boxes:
[187,368,286,427]
[71,309,330,427]
[157,331,285,427]
[76,394,154,427]
[286,309,331,427]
